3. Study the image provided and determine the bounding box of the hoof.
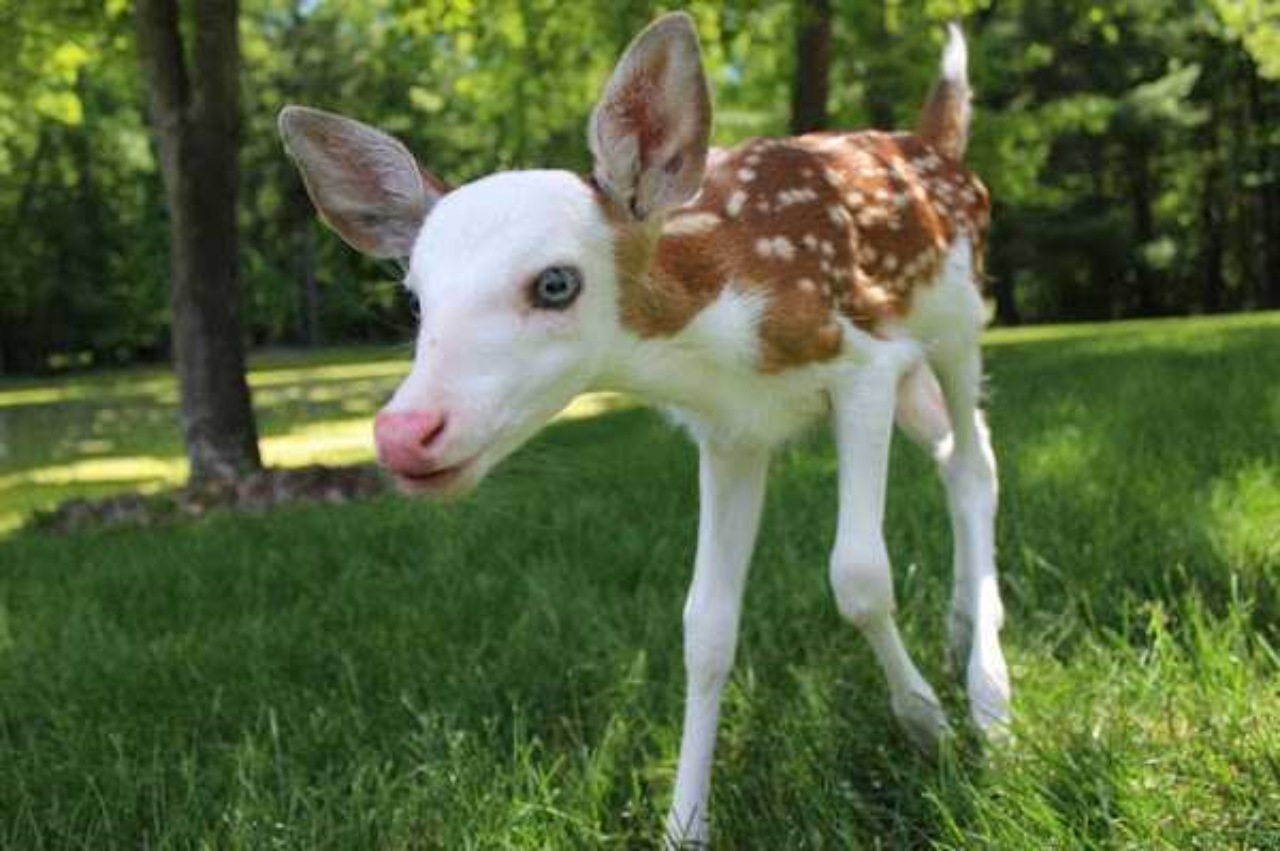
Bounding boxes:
[891,685,953,754]
[663,811,709,850]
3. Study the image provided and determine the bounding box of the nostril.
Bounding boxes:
[374,410,449,471]
[418,413,447,448]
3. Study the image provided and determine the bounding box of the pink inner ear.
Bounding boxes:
[590,13,711,220]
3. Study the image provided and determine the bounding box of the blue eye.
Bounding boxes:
[531,266,583,310]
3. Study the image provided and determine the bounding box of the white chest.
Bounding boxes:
[603,288,843,446]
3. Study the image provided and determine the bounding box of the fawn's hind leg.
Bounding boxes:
[829,349,951,752]
[928,342,1010,739]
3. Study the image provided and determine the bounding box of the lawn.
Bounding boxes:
[1,313,1277,848]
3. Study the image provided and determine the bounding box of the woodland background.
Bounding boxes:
[2,0,1278,375]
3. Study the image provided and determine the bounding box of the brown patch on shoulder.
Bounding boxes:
[584,174,722,336]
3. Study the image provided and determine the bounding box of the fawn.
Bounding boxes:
[280,13,1009,846]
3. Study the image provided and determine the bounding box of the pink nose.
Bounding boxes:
[374,410,448,475]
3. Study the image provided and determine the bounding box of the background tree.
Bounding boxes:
[135,0,260,480]
[790,0,832,134]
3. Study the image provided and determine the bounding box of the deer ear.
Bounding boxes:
[279,106,448,259]
[588,12,711,220]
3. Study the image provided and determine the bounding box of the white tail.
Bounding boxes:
[918,23,972,161]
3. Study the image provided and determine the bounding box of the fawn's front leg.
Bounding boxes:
[665,441,770,849]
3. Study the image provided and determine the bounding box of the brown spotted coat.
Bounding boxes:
[599,131,991,373]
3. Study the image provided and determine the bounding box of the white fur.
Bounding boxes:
[663,212,722,237]
[942,22,968,84]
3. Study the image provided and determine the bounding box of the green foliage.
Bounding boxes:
[1,313,1277,846]
[1,0,1278,372]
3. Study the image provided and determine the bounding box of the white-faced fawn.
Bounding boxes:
[280,13,1009,847]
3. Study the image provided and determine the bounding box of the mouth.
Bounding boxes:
[388,458,478,498]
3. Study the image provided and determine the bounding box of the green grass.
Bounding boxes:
[1,313,1278,849]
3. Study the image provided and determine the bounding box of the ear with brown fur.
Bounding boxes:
[588,12,712,221]
[279,106,448,259]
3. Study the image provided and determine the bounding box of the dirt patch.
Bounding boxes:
[31,465,391,535]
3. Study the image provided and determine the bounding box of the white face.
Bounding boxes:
[379,171,621,496]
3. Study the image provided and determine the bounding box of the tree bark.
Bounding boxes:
[863,9,896,131]
[1125,140,1157,316]
[1248,64,1280,309]
[135,0,260,481]
[789,0,832,135]
[1201,171,1225,314]
[992,268,1021,325]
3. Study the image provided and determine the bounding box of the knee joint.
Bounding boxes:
[829,543,895,627]
[682,600,737,689]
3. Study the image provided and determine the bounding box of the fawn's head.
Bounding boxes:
[280,13,710,496]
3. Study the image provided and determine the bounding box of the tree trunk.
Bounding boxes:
[1200,96,1226,315]
[135,0,260,481]
[1249,64,1280,309]
[789,0,831,135]
[992,269,1021,325]
[298,220,321,346]
[1201,173,1225,314]
[1125,140,1157,316]
[863,9,896,131]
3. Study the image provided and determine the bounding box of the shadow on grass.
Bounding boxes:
[986,326,1278,643]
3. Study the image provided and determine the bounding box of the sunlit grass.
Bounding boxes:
[982,309,1280,347]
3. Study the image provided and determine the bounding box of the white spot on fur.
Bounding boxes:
[857,207,889,227]
[775,187,819,209]
[663,212,721,237]
[737,168,757,182]
[725,190,748,218]
[755,235,796,261]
